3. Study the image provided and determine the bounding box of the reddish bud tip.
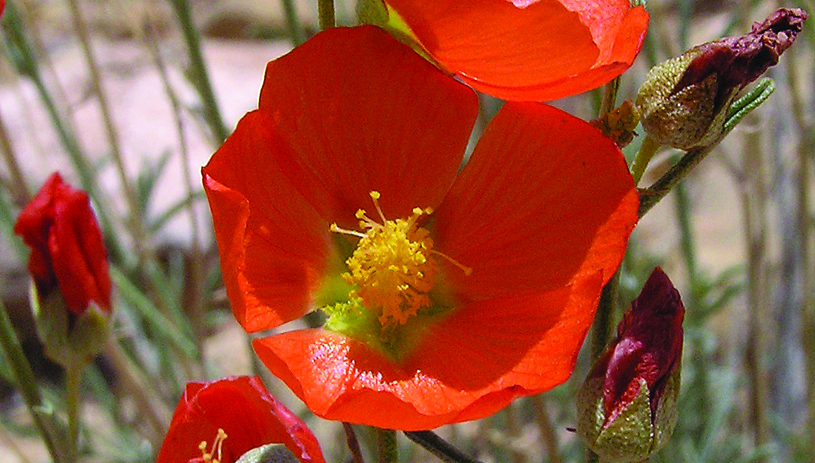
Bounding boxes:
[14,173,112,315]
[675,8,807,108]
[603,268,684,425]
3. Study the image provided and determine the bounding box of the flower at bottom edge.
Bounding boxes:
[202,26,639,430]
[157,376,325,463]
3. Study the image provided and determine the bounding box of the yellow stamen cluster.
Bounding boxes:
[330,192,437,329]
[198,428,227,463]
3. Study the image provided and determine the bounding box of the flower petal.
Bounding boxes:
[385,0,649,101]
[203,111,331,332]
[433,102,638,303]
[157,376,325,463]
[253,274,602,430]
[257,26,478,224]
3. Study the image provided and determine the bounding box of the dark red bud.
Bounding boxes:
[600,268,684,426]
[674,8,807,109]
[14,173,112,315]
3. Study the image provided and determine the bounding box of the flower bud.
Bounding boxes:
[577,268,684,463]
[14,173,112,365]
[636,8,806,150]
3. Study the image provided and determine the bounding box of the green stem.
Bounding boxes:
[637,144,715,218]
[168,0,230,142]
[377,428,398,463]
[103,339,170,448]
[318,0,336,30]
[590,269,621,360]
[67,0,152,263]
[281,0,305,45]
[599,77,621,118]
[0,299,68,463]
[404,431,484,463]
[66,365,83,460]
[342,423,366,463]
[0,109,30,205]
[586,269,621,463]
[630,136,661,186]
[531,395,562,463]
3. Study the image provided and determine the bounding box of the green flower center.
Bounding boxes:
[323,192,470,355]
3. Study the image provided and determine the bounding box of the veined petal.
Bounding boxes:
[203,111,331,332]
[434,102,638,303]
[258,26,478,225]
[253,274,602,430]
[385,0,649,101]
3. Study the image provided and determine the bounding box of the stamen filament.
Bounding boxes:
[369,191,387,223]
[330,223,368,239]
[431,250,473,275]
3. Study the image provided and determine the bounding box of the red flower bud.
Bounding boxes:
[14,173,111,315]
[602,268,684,425]
[157,376,326,463]
[577,268,684,462]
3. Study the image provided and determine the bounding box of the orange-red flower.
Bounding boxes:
[157,376,325,463]
[14,172,111,315]
[373,0,649,101]
[203,26,639,430]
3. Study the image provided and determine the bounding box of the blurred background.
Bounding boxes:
[0,0,813,462]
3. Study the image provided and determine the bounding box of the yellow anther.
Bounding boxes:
[198,428,227,463]
[327,192,471,335]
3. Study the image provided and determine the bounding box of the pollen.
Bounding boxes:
[329,191,469,331]
[197,428,227,463]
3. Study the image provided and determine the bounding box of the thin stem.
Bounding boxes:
[343,423,366,463]
[281,0,305,45]
[404,431,485,463]
[599,77,621,118]
[103,339,170,449]
[531,395,562,463]
[65,365,83,461]
[0,299,68,463]
[630,136,661,186]
[138,3,208,357]
[786,40,815,461]
[168,0,230,142]
[739,113,770,461]
[504,405,527,463]
[66,0,152,263]
[318,0,336,30]
[0,109,30,205]
[376,428,397,463]
[590,269,620,360]
[638,144,716,218]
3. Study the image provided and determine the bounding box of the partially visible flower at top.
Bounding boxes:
[636,8,807,150]
[157,376,326,463]
[203,26,639,430]
[359,0,649,101]
[14,172,112,315]
[577,268,684,463]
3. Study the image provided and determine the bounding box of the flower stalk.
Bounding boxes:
[318,0,335,30]
[404,431,484,463]
[281,0,305,45]
[0,299,70,463]
[376,428,397,463]
[168,0,229,142]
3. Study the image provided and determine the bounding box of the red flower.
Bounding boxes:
[374,0,649,101]
[203,26,639,430]
[14,173,111,315]
[157,376,325,463]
